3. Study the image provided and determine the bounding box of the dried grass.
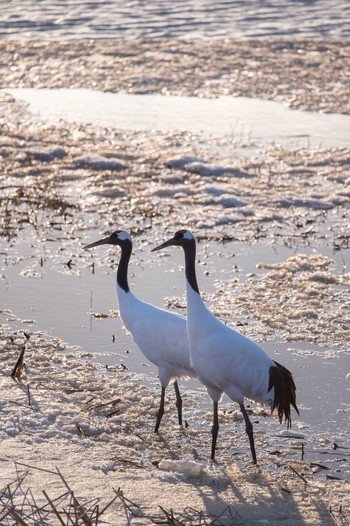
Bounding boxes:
[0,463,243,526]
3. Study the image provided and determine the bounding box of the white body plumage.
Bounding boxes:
[117,285,193,387]
[152,229,298,463]
[185,285,275,406]
[84,229,195,432]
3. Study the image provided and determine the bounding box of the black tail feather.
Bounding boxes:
[269,361,299,428]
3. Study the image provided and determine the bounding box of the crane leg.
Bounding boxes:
[155,387,166,433]
[173,381,183,426]
[239,403,257,464]
[211,401,219,460]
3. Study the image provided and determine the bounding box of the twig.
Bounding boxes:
[98,493,120,517]
[60,506,76,526]
[76,422,86,436]
[281,487,292,494]
[106,409,121,418]
[333,442,350,450]
[158,505,185,525]
[110,456,145,469]
[92,397,121,411]
[55,468,93,526]
[310,462,329,471]
[4,505,29,526]
[73,495,93,526]
[19,486,38,523]
[1,465,124,526]
[55,467,71,491]
[15,461,59,476]
[24,485,60,523]
[289,465,308,483]
[212,504,242,524]
[273,434,304,440]
[330,504,344,517]
[326,474,346,481]
[114,487,140,525]
[43,490,66,526]
[11,345,26,378]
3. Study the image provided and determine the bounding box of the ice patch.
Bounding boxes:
[92,461,115,473]
[216,195,246,208]
[275,198,334,210]
[307,272,340,284]
[73,155,126,171]
[20,269,42,279]
[25,146,66,162]
[166,156,204,169]
[186,162,248,177]
[159,459,204,478]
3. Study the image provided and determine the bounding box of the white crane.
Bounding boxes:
[84,230,196,432]
[152,229,299,464]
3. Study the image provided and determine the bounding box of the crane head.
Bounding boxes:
[84,230,132,250]
[151,229,195,252]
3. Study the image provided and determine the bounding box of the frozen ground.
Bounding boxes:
[6,88,350,149]
[1,88,349,523]
[1,39,349,113]
[0,2,350,523]
[1,327,348,525]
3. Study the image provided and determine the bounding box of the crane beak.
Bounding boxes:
[151,237,176,252]
[83,236,112,250]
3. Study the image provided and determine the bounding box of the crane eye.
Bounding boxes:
[108,231,120,242]
[175,229,186,239]
[175,229,194,241]
[109,229,123,240]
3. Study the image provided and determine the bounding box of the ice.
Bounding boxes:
[159,459,204,478]
[73,155,126,171]
[166,156,205,169]
[0,17,349,521]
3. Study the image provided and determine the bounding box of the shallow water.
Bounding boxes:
[1,233,349,440]
[7,88,350,150]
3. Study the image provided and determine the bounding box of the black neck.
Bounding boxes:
[184,240,200,294]
[117,241,132,293]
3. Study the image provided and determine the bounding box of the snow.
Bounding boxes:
[0,6,349,520]
[159,459,204,478]
[1,322,349,524]
[73,155,126,171]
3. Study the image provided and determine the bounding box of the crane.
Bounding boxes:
[84,230,196,432]
[152,229,299,464]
